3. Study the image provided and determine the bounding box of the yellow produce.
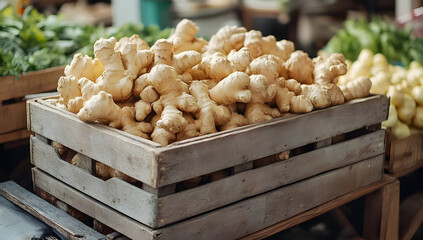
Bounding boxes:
[386,86,404,107]
[397,94,416,125]
[411,86,423,105]
[382,104,398,128]
[340,76,372,101]
[392,120,411,139]
[406,66,423,87]
[413,106,423,128]
[338,49,423,139]
[370,72,390,94]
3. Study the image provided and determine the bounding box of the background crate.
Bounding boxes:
[386,129,423,178]
[0,66,64,144]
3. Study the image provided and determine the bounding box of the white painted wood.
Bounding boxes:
[157,130,386,226]
[34,156,383,239]
[31,136,159,228]
[28,99,161,187]
[28,95,388,187]
[0,181,105,240]
[32,130,385,227]
[32,169,157,240]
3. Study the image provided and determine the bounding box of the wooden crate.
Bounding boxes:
[28,95,389,238]
[32,155,384,240]
[386,129,423,177]
[0,66,64,144]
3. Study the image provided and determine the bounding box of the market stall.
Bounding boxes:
[0,1,422,239]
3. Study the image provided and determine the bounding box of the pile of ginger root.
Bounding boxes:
[54,19,372,147]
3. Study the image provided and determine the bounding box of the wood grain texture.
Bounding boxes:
[31,136,159,228]
[0,66,63,101]
[158,95,389,186]
[389,131,423,177]
[157,156,384,239]
[32,168,158,240]
[244,175,396,240]
[32,130,385,228]
[34,156,383,240]
[28,99,161,187]
[0,101,26,133]
[380,181,399,240]
[399,193,423,240]
[157,130,385,226]
[0,181,105,240]
[363,180,399,240]
[28,95,389,187]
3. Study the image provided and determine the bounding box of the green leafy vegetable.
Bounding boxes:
[0,5,173,77]
[325,16,423,67]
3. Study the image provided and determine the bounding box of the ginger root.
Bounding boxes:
[301,83,344,109]
[57,75,84,113]
[340,76,372,101]
[64,53,104,81]
[93,37,134,101]
[147,64,198,144]
[58,20,370,147]
[227,47,252,72]
[167,19,207,54]
[197,52,234,82]
[313,53,347,85]
[190,81,231,135]
[207,25,247,55]
[209,72,252,105]
[77,91,123,127]
[245,75,280,123]
[285,51,314,84]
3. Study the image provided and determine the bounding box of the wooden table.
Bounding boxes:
[0,174,399,240]
[243,174,399,240]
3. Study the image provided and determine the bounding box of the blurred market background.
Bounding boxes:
[1,0,423,239]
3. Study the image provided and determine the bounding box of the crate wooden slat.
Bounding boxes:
[243,175,397,240]
[33,154,383,240]
[0,66,63,143]
[387,130,423,177]
[27,95,389,188]
[0,181,105,240]
[0,66,63,103]
[0,128,32,144]
[0,101,26,134]
[30,128,386,228]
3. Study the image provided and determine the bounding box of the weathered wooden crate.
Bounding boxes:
[28,94,389,239]
[385,129,423,177]
[0,66,64,144]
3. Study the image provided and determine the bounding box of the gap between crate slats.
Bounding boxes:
[28,99,160,187]
[28,95,389,188]
[33,155,384,240]
[31,129,385,228]
[32,169,158,240]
